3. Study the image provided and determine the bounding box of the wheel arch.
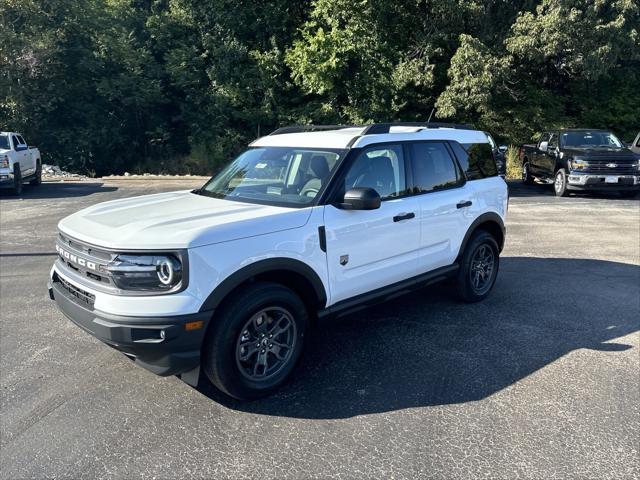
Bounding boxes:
[198,258,328,315]
[456,213,506,261]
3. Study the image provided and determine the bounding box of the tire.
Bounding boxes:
[553,168,569,197]
[29,162,42,186]
[11,166,23,195]
[455,230,500,303]
[202,281,309,400]
[522,161,534,185]
[619,191,638,199]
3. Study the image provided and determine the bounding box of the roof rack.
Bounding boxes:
[269,124,362,136]
[361,122,475,135]
[268,121,475,137]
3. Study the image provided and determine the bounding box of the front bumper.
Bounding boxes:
[49,273,212,377]
[0,171,14,187]
[566,173,640,191]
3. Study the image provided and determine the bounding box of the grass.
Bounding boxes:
[505,145,521,180]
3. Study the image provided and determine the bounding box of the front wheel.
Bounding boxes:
[553,168,569,197]
[455,231,500,303]
[11,166,23,195]
[202,282,308,400]
[619,191,638,199]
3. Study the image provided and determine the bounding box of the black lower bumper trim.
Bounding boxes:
[49,280,212,376]
[567,184,640,192]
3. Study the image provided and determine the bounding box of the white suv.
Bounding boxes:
[49,123,508,400]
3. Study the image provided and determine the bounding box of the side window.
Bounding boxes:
[452,142,498,180]
[343,144,406,200]
[17,135,26,145]
[548,133,558,149]
[410,142,462,193]
[636,136,640,147]
[11,136,20,150]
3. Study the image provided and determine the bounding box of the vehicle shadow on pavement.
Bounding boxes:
[0,182,117,199]
[507,180,639,200]
[195,257,639,418]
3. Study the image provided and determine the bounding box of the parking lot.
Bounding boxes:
[1,179,638,479]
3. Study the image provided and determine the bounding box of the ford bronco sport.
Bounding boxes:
[49,123,508,400]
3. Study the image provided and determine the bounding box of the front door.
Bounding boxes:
[323,144,421,305]
[541,132,559,176]
[531,132,550,175]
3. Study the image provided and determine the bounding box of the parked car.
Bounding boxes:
[630,132,640,154]
[49,122,508,400]
[519,129,640,197]
[483,132,506,178]
[0,132,42,195]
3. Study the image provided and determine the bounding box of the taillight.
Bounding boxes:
[0,155,9,168]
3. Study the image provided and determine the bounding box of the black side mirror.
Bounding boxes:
[338,187,381,210]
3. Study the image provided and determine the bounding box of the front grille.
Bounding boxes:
[583,159,638,175]
[584,165,637,175]
[56,233,115,287]
[56,273,96,308]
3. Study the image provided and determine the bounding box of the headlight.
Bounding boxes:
[105,254,183,291]
[0,155,9,168]
[570,158,588,170]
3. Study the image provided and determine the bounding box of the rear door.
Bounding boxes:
[16,135,35,175]
[323,143,421,304]
[409,141,473,274]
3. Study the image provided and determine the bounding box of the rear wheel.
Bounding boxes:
[202,282,308,400]
[553,168,569,197]
[29,162,42,186]
[11,166,23,195]
[455,231,500,303]
[522,161,534,185]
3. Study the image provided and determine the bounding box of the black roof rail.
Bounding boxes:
[269,124,362,136]
[360,122,475,135]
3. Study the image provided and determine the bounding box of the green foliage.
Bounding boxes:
[1,0,638,176]
[505,145,522,180]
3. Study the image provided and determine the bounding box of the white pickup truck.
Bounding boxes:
[0,131,42,195]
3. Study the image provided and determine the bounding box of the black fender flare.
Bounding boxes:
[456,213,506,261]
[198,258,327,313]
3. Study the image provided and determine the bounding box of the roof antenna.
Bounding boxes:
[426,108,435,124]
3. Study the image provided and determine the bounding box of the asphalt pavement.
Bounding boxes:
[1,179,638,479]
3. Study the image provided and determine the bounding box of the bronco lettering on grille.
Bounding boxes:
[55,244,99,271]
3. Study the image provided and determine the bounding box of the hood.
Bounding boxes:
[0,148,10,154]
[58,190,313,250]
[564,146,637,160]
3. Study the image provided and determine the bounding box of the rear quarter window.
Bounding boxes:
[452,142,498,180]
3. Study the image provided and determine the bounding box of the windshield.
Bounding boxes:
[0,135,9,150]
[561,131,623,148]
[197,147,346,207]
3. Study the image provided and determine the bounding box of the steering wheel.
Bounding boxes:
[299,187,320,198]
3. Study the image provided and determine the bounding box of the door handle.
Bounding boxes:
[393,212,415,222]
[456,201,472,209]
